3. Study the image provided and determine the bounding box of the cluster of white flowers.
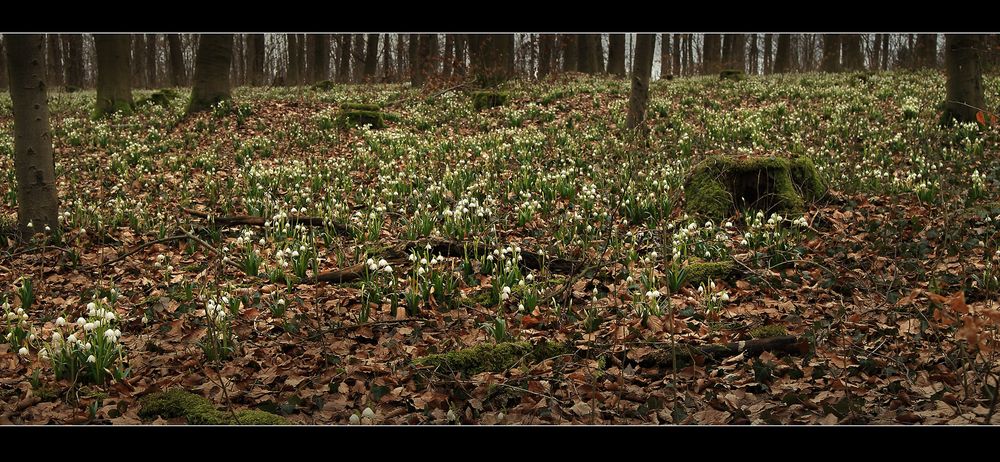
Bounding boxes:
[366,258,393,274]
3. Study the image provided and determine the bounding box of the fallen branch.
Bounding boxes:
[637,335,808,368]
[93,234,190,268]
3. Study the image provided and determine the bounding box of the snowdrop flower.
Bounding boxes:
[67,334,77,344]
[518,303,525,311]
[349,414,360,425]
[77,317,87,326]
[87,302,97,312]
[383,265,392,274]
[105,311,116,321]
[362,407,375,419]
[417,267,426,275]
[420,258,427,265]
[650,251,658,259]
[526,274,534,282]
[721,292,730,302]
[51,332,62,342]
[87,355,96,363]
[18,347,29,356]
[409,254,417,262]
[378,259,388,268]
[704,251,711,258]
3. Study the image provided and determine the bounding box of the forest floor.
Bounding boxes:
[1,71,1000,425]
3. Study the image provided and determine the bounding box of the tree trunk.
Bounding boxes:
[131,34,147,88]
[672,34,681,77]
[352,34,365,83]
[730,34,746,72]
[0,37,7,89]
[382,34,393,82]
[943,34,985,124]
[5,34,60,234]
[453,34,466,77]
[842,34,863,71]
[626,34,655,133]
[411,34,427,87]
[427,34,440,77]
[749,34,759,74]
[774,34,793,73]
[62,35,85,89]
[46,34,63,87]
[468,34,511,87]
[594,34,605,73]
[703,34,721,75]
[658,33,669,78]
[313,34,330,82]
[608,34,626,77]
[562,34,577,72]
[821,34,841,72]
[684,34,693,76]
[363,33,378,81]
[167,34,186,86]
[145,34,158,87]
[763,34,773,74]
[94,34,133,117]
[188,34,233,114]
[286,34,300,85]
[395,34,406,81]
[538,34,553,78]
[916,34,937,68]
[576,34,596,74]
[442,34,454,78]
[337,34,352,83]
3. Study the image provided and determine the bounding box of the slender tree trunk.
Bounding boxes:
[730,33,746,72]
[0,37,7,89]
[703,33,721,74]
[626,34,655,133]
[749,34,759,74]
[763,34,773,74]
[821,34,841,72]
[916,34,937,68]
[538,33,553,79]
[659,33,669,78]
[94,34,133,116]
[351,34,364,83]
[442,34,454,78]
[395,34,406,81]
[383,34,393,82]
[188,34,233,114]
[315,34,331,82]
[427,34,440,77]
[872,34,881,73]
[337,34,352,83]
[411,34,427,87]
[774,34,793,73]
[62,35,85,89]
[577,34,595,74]
[593,34,605,73]
[363,33,378,81]
[145,34,158,87]
[454,34,466,77]
[167,34,186,86]
[672,34,681,77]
[468,34,511,87]
[607,34,626,78]
[562,34,578,72]
[943,34,985,124]
[131,34,148,88]
[5,34,60,234]
[685,34,693,76]
[46,34,63,86]
[286,34,299,85]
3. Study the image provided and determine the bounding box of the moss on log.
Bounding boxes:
[138,389,289,425]
[684,155,825,220]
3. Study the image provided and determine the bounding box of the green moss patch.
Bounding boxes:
[749,324,789,339]
[136,89,179,108]
[138,389,289,425]
[684,260,738,285]
[414,341,568,375]
[684,155,826,220]
[472,91,509,111]
[312,80,335,91]
[719,69,746,81]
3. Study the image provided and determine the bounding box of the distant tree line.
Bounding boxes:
[2,33,997,92]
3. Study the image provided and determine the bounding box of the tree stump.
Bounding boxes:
[471,91,509,111]
[337,102,388,129]
[719,69,746,81]
[684,155,825,220]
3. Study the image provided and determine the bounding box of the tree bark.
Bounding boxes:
[145,34,158,87]
[453,34,466,77]
[62,35,85,89]
[763,34,773,74]
[842,34,864,71]
[468,34,512,87]
[703,34,721,75]
[943,34,986,124]
[187,34,233,114]
[538,34,553,79]
[131,34,147,88]
[658,33,669,78]
[286,34,300,85]
[729,34,745,72]
[593,34,605,73]
[382,34,393,82]
[5,34,60,234]
[0,37,7,89]
[672,34,681,77]
[46,34,63,87]
[94,34,133,117]
[337,34,352,83]
[312,34,331,82]
[576,34,595,74]
[608,34,626,77]
[626,34,655,133]
[821,34,841,72]
[352,34,365,83]
[774,34,793,73]
[247,34,264,86]
[749,34,759,74]
[363,33,378,81]
[442,34,454,78]
[562,34,577,72]
[916,34,937,68]
[167,34,186,87]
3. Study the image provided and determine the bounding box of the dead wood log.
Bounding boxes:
[638,336,808,368]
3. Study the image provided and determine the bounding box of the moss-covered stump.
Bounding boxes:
[749,324,789,339]
[337,103,389,129]
[414,341,568,375]
[138,389,289,425]
[684,155,825,220]
[684,260,739,285]
[719,69,746,81]
[472,91,509,111]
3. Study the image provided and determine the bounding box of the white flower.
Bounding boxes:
[362,407,375,418]
[721,292,730,302]
[378,259,388,268]
[526,274,534,282]
[87,355,96,363]
[84,322,95,331]
[76,317,87,326]
[52,332,62,342]
[105,311,116,321]
[67,334,77,344]
[87,302,97,312]
[18,347,29,356]
[650,251,658,259]
[349,414,360,425]
[409,254,417,262]
[141,315,149,324]
[383,265,392,273]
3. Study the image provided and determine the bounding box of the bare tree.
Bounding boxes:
[774,34,793,73]
[608,34,626,78]
[538,34,554,79]
[167,34,187,86]
[188,34,233,114]
[821,34,841,72]
[364,33,378,81]
[5,34,60,234]
[46,34,63,86]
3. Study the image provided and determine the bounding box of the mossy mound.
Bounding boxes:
[414,341,568,375]
[136,89,179,108]
[64,85,82,93]
[719,69,746,81]
[312,80,335,91]
[138,389,289,425]
[472,91,509,111]
[684,260,738,285]
[337,110,386,129]
[684,155,826,220]
[749,324,788,339]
